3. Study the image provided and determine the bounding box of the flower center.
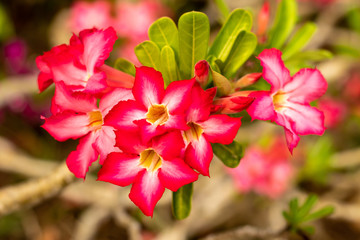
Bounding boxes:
[88,110,103,130]
[272,91,287,111]
[145,104,169,126]
[183,122,204,143]
[139,149,162,172]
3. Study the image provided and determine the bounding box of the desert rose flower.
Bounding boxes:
[106,66,195,142]
[97,130,199,217]
[318,97,347,128]
[42,82,134,178]
[183,83,242,176]
[247,48,327,153]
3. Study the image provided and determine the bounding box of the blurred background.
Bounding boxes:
[0,0,360,239]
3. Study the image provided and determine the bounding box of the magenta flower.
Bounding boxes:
[247,49,327,152]
[106,66,195,142]
[226,138,293,198]
[36,27,125,93]
[97,130,198,217]
[182,83,242,176]
[42,82,134,178]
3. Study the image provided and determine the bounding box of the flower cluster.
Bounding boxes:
[37,27,242,216]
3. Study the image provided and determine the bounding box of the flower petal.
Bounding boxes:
[186,82,214,122]
[97,152,142,186]
[184,134,213,176]
[151,131,185,160]
[284,68,328,104]
[99,87,134,116]
[246,91,276,121]
[129,170,165,217]
[115,129,146,155]
[42,112,91,141]
[83,71,108,93]
[93,126,119,164]
[104,100,146,131]
[257,48,290,92]
[200,115,242,145]
[66,131,98,179]
[159,158,199,191]
[132,66,164,109]
[162,78,195,113]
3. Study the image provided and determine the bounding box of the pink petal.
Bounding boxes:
[129,170,165,217]
[37,71,53,93]
[115,130,146,155]
[132,66,164,109]
[282,102,325,135]
[93,126,119,164]
[213,96,254,114]
[151,131,185,160]
[66,132,99,179]
[283,68,328,104]
[257,48,290,92]
[83,71,108,93]
[99,88,134,116]
[186,82,214,122]
[184,134,213,176]
[284,127,300,154]
[97,152,142,186]
[135,119,166,143]
[200,115,242,145]
[159,158,199,192]
[104,100,146,131]
[51,81,97,114]
[79,27,117,71]
[246,91,276,121]
[162,114,189,131]
[42,112,91,141]
[162,78,195,113]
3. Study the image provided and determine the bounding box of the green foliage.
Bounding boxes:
[114,58,136,76]
[211,69,233,96]
[208,9,252,63]
[148,17,179,59]
[347,7,360,34]
[178,11,210,79]
[0,3,14,41]
[161,46,180,86]
[283,195,334,235]
[222,31,257,78]
[134,40,162,70]
[172,183,193,220]
[282,22,317,60]
[212,141,244,168]
[213,0,230,22]
[267,0,297,49]
[285,50,333,73]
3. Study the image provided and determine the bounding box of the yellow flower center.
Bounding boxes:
[272,91,287,111]
[183,122,204,143]
[139,149,162,172]
[145,104,169,126]
[88,110,103,130]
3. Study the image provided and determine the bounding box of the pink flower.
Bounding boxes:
[69,1,114,34]
[318,97,347,128]
[194,60,210,87]
[182,83,242,176]
[247,49,327,153]
[97,130,198,217]
[213,91,255,114]
[42,82,134,178]
[36,27,134,93]
[226,138,293,198]
[106,66,195,142]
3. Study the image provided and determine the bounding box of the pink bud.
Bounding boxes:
[235,73,262,90]
[194,60,210,87]
[257,1,270,37]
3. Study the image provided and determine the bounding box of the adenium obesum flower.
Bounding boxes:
[213,91,255,114]
[194,60,210,87]
[247,48,327,153]
[106,66,195,142]
[97,130,199,217]
[183,83,242,176]
[36,27,134,93]
[317,97,347,129]
[42,82,133,178]
[226,138,293,198]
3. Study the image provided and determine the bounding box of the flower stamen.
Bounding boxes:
[139,149,162,172]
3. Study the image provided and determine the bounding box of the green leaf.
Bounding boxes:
[0,3,14,41]
[178,11,210,79]
[334,44,360,58]
[135,40,161,70]
[297,195,318,219]
[211,69,232,96]
[208,9,252,63]
[212,141,243,168]
[148,17,179,58]
[347,7,360,33]
[267,0,297,49]
[207,55,221,73]
[172,183,193,220]
[285,50,333,66]
[300,225,315,235]
[222,31,257,78]
[161,45,180,86]
[302,206,334,223]
[289,198,299,216]
[114,58,136,76]
[213,0,230,22]
[282,22,317,60]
